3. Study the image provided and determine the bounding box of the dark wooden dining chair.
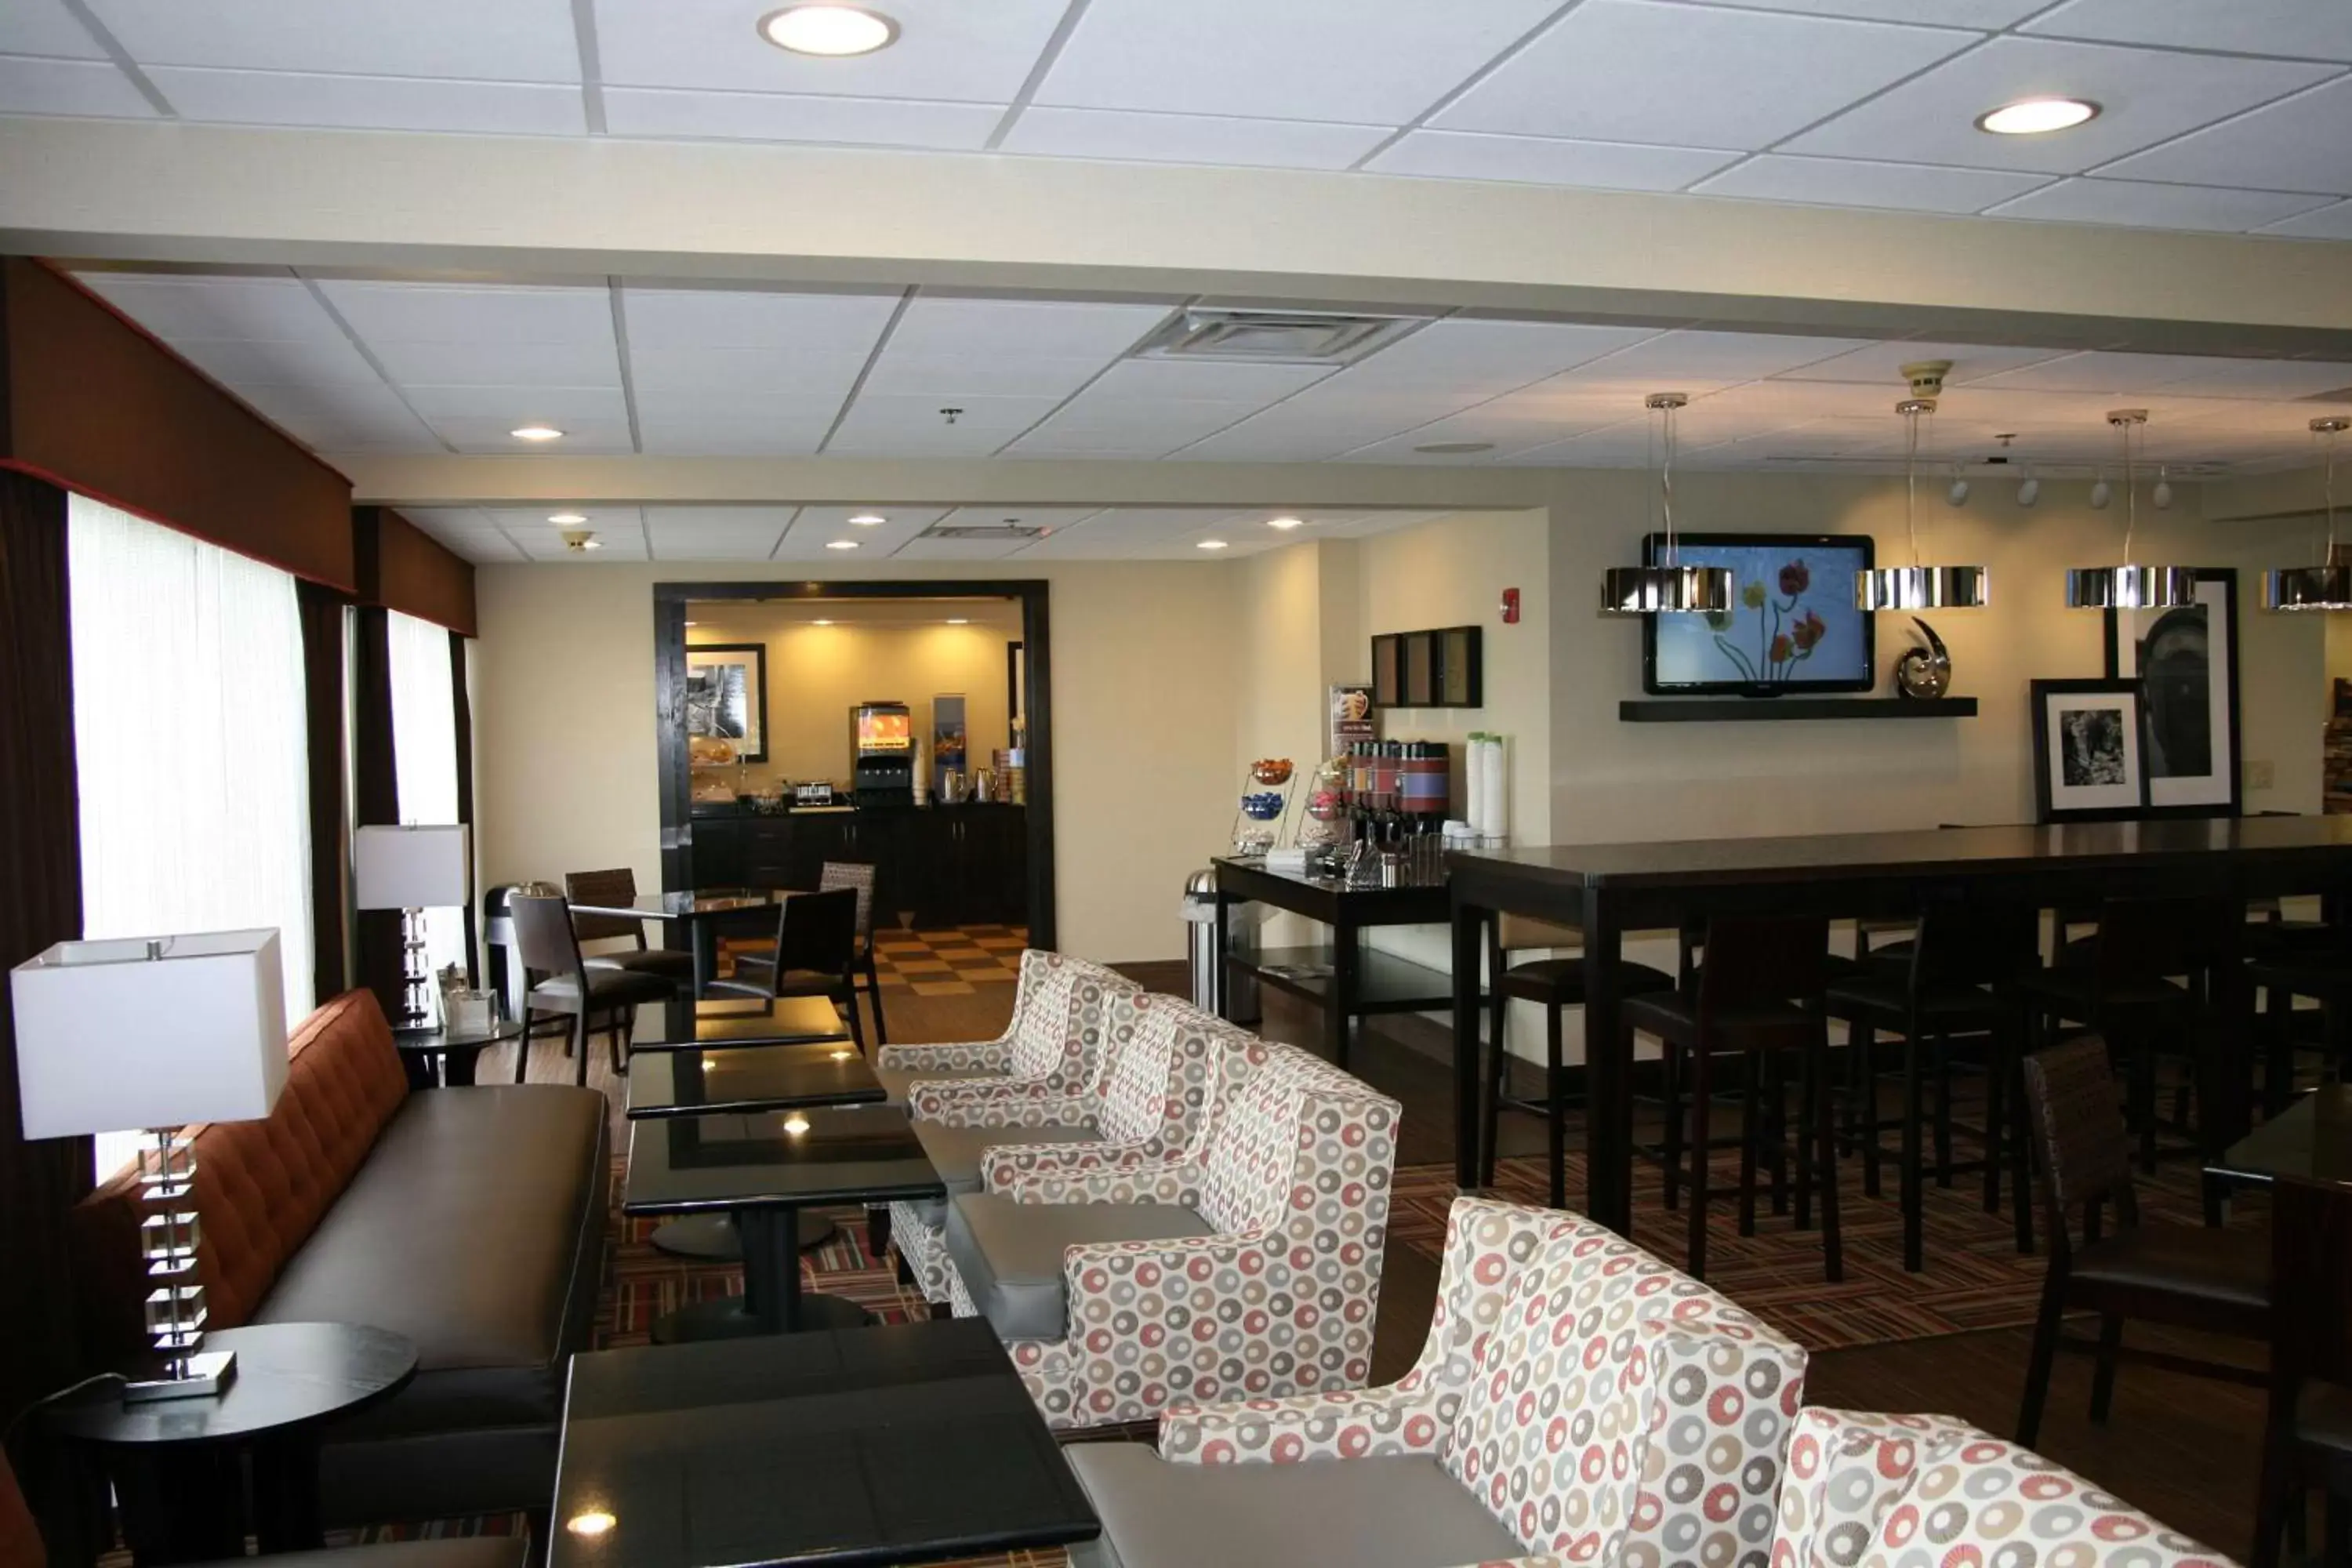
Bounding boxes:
[1825,896,2042,1271]
[1625,914,1838,1283]
[706,887,864,1053]
[2252,947,2352,1116]
[564,867,695,986]
[820,860,887,1046]
[507,892,673,1083]
[2014,1035,2269,1447]
[2251,1174,2352,1568]
[1478,910,1675,1205]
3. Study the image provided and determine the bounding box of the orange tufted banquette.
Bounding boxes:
[71,989,411,1361]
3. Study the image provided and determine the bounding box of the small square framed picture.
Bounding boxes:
[2031,678,2151,823]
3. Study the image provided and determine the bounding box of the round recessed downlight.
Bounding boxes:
[759,5,898,56]
[848,513,886,526]
[1976,98,2099,136]
[1415,441,1496,455]
[510,425,564,441]
[547,512,587,524]
[1196,539,1229,551]
[812,619,833,626]
[826,539,859,550]
[782,1115,811,1136]
[946,616,970,625]
[566,1513,616,1537]
[1265,517,1305,531]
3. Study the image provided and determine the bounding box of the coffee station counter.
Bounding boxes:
[686,801,1025,928]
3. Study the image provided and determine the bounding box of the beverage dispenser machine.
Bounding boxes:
[850,701,914,808]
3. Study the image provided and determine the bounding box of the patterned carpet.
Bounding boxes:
[717,924,1029,996]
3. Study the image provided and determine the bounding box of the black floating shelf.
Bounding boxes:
[1620,696,1978,723]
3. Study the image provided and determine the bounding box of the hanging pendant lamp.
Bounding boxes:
[1601,392,1733,615]
[2065,410,2196,610]
[2262,416,2352,612]
[1857,397,1991,611]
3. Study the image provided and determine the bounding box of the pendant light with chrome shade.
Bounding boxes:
[1856,396,1991,611]
[1601,392,1734,615]
[2064,410,2196,610]
[2263,416,2352,612]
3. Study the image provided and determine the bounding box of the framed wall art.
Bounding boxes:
[2031,677,2151,823]
[684,643,768,764]
[2104,567,2239,817]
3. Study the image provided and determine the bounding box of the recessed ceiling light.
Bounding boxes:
[579,539,602,551]
[684,620,699,626]
[946,617,970,625]
[848,512,886,526]
[829,1048,853,1061]
[811,618,834,626]
[1266,517,1305,531]
[760,5,898,56]
[1196,539,1230,551]
[510,425,564,441]
[566,1513,616,1538]
[826,539,859,550]
[782,1114,811,1136]
[1416,441,1496,455]
[547,512,587,524]
[1976,98,2099,136]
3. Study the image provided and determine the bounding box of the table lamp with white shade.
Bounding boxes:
[10,928,286,1402]
[354,824,470,1029]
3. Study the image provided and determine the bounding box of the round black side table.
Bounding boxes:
[394,1018,528,1087]
[45,1322,418,1563]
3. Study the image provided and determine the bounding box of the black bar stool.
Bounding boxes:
[1479,913,1674,1206]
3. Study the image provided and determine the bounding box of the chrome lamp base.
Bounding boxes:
[124,1348,238,1404]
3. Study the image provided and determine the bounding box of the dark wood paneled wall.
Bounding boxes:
[0,260,358,591]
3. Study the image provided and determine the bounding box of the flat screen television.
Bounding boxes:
[1642,532,1876,695]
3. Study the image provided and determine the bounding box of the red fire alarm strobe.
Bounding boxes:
[1499,587,1521,624]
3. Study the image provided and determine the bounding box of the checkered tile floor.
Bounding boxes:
[871,924,1028,994]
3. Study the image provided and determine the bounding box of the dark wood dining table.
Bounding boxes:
[1448,816,2352,1236]
[563,887,797,996]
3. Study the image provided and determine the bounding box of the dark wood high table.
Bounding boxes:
[1448,816,2352,1234]
[565,887,798,997]
[2207,1083,2352,1191]
[1208,855,1470,1066]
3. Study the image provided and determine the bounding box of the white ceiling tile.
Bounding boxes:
[85,0,581,82]
[1659,0,2043,23]
[626,345,871,396]
[2261,199,2352,239]
[1035,0,1565,125]
[630,390,847,424]
[776,506,937,558]
[2023,0,2352,62]
[485,506,640,531]
[887,298,1173,359]
[430,417,637,453]
[620,288,899,351]
[1964,350,2262,392]
[165,335,388,387]
[826,394,1063,455]
[2151,360,2352,401]
[1367,130,1742,192]
[0,54,157,116]
[1774,339,2075,384]
[401,384,629,421]
[593,0,1069,100]
[1985,176,2332,231]
[1344,318,1668,394]
[370,340,623,387]
[517,528,647,561]
[2,0,103,58]
[1692,154,2049,212]
[999,107,1391,172]
[1782,37,2336,173]
[1541,329,1878,391]
[858,354,1109,399]
[1172,419,1401,462]
[222,378,430,430]
[1436,0,1974,150]
[2100,78,2352,197]
[636,423,831,456]
[314,281,615,344]
[144,67,587,135]
[72,272,342,340]
[601,88,1003,148]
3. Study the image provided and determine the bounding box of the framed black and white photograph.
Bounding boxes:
[684,644,768,764]
[2104,567,2240,818]
[2031,678,2151,823]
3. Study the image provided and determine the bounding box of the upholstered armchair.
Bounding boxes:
[944,1038,1401,1432]
[889,992,1250,1305]
[1065,1195,1809,1568]
[869,949,1132,1104]
[1771,1407,2234,1568]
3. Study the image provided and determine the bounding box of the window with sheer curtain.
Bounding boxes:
[387,609,466,982]
[68,495,316,1178]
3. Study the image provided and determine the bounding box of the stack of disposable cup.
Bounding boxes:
[1478,735,1508,845]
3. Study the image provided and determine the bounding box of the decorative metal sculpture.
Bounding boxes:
[1893,617,1951,701]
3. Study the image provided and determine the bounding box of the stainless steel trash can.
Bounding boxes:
[1181,868,1259,1021]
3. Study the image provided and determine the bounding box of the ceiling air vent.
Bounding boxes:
[1134,308,1422,366]
[921,521,1048,541]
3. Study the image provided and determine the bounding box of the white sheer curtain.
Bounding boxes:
[387,608,466,982]
[69,495,315,1176]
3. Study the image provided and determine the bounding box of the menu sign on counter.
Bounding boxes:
[1330,684,1376,758]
